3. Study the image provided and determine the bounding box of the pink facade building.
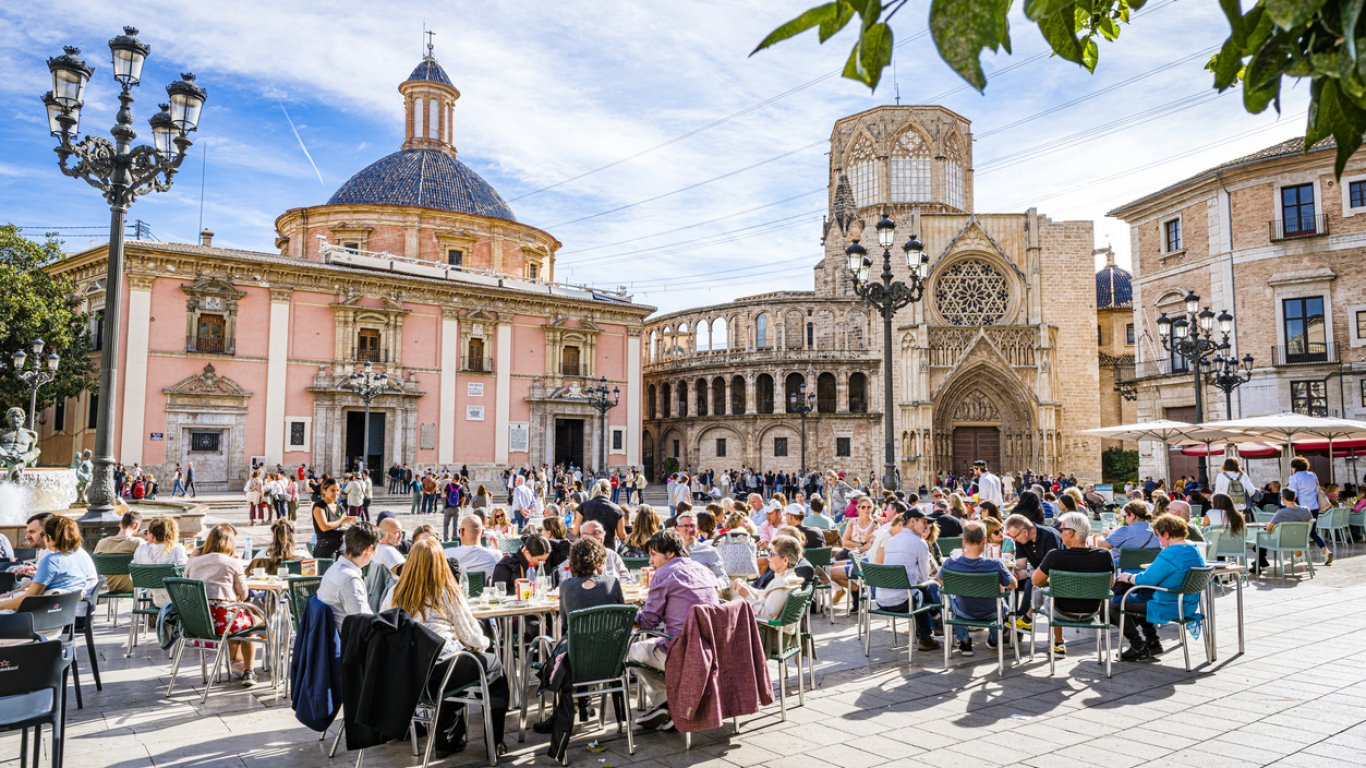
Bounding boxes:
[40,52,651,492]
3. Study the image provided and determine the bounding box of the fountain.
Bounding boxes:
[0,406,82,544]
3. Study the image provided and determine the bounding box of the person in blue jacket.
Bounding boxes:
[1110,513,1206,661]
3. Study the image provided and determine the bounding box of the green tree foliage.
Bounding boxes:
[1101,446,1140,483]
[0,225,97,419]
[661,456,681,483]
[753,0,1366,176]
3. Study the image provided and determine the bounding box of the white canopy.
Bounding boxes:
[1196,412,1366,482]
[1079,420,1198,443]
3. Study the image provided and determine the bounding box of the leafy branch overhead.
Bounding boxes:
[752,0,1366,177]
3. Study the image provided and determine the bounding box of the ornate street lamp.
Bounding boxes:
[1157,292,1236,486]
[12,340,61,430]
[1207,352,1255,420]
[587,376,621,474]
[847,212,930,492]
[788,381,815,478]
[347,361,389,476]
[44,27,206,537]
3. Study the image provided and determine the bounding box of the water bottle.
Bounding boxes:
[242,535,253,560]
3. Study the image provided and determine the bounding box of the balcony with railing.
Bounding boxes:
[187,335,233,355]
[461,355,494,373]
[1272,342,1336,366]
[353,346,389,364]
[1269,214,1329,241]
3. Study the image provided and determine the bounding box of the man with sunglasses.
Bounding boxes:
[673,511,725,584]
[1033,511,1114,656]
[1003,514,1062,633]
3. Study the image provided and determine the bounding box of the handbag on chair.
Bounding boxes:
[714,532,759,578]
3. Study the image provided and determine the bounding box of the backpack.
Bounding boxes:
[131,481,146,499]
[446,483,461,508]
[1223,472,1248,507]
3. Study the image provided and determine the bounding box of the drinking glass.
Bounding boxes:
[493,582,507,601]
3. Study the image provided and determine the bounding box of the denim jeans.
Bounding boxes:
[949,596,999,644]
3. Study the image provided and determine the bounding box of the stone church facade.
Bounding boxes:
[643,106,1103,483]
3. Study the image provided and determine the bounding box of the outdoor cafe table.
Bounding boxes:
[245,576,290,703]
[471,583,647,742]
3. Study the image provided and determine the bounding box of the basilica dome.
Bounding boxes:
[1095,250,1131,308]
[326,148,516,221]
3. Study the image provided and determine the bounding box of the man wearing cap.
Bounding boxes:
[756,502,784,548]
[783,504,825,549]
[975,460,1004,508]
[873,508,941,652]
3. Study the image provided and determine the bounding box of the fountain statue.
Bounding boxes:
[72,448,93,504]
[0,406,40,479]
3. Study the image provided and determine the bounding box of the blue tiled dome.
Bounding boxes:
[1096,262,1132,307]
[407,57,453,87]
[327,149,516,220]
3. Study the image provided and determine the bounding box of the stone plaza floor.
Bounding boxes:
[6,499,1366,768]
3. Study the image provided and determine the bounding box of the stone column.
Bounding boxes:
[746,374,757,416]
[438,308,459,464]
[264,286,292,464]
[119,275,155,463]
[494,320,513,463]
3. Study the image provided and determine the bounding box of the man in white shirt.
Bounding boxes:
[372,517,407,573]
[674,512,726,585]
[873,508,941,651]
[445,515,502,579]
[668,473,690,514]
[510,474,538,527]
[974,460,1004,508]
[318,523,380,630]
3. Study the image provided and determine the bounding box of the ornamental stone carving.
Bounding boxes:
[934,259,1010,326]
[953,391,1000,423]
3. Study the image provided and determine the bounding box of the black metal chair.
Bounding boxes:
[0,640,72,767]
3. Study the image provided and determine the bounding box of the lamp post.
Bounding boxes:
[1156,290,1235,486]
[347,361,388,477]
[11,340,62,430]
[44,28,206,531]
[847,213,930,492]
[587,376,620,474]
[1207,351,1254,420]
[788,381,815,477]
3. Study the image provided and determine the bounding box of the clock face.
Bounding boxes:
[203,297,223,311]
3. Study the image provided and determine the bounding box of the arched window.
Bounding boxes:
[731,375,746,415]
[890,130,932,202]
[647,383,657,419]
[676,322,690,355]
[756,374,775,414]
[849,372,868,413]
[756,313,770,349]
[847,134,878,208]
[710,317,728,350]
[649,330,658,362]
[784,372,805,413]
[944,133,965,210]
[677,381,689,417]
[696,320,710,352]
[662,325,674,358]
[662,382,672,418]
[696,378,708,417]
[712,377,726,416]
[817,372,837,413]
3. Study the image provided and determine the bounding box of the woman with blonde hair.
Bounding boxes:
[133,516,187,606]
[184,523,265,685]
[621,505,661,557]
[947,492,970,520]
[488,508,515,537]
[384,539,509,756]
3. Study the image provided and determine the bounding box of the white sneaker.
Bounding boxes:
[242,669,258,687]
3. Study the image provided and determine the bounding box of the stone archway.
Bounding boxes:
[932,362,1037,477]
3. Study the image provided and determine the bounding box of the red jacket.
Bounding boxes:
[664,599,773,733]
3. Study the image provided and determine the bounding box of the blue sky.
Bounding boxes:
[0,1,1312,314]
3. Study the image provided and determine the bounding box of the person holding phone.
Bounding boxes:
[311,478,356,560]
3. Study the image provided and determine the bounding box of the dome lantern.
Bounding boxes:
[400,37,461,155]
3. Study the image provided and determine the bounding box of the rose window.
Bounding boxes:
[934,259,1010,326]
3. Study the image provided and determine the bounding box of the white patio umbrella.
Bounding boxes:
[1197,412,1366,483]
[1080,420,1200,484]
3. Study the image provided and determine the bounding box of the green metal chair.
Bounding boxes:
[621,555,650,571]
[1254,506,1279,523]
[935,537,963,558]
[1255,521,1315,581]
[92,552,136,626]
[1318,507,1352,552]
[1037,570,1114,678]
[803,547,835,621]
[281,558,334,576]
[758,586,815,720]
[164,577,269,704]
[126,563,183,656]
[441,540,461,551]
[939,570,1017,677]
[465,571,487,598]
[1116,547,1161,571]
[1118,565,1213,671]
[285,576,323,633]
[411,649,503,768]
[858,562,938,665]
[540,605,638,765]
[1204,528,1250,589]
